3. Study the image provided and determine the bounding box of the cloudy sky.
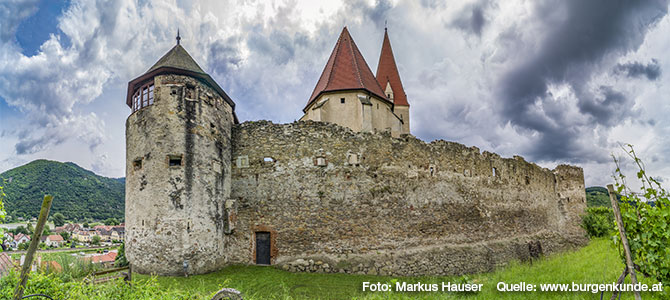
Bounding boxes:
[1,0,669,188]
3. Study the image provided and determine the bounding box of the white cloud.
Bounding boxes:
[0,0,668,191]
[0,0,39,42]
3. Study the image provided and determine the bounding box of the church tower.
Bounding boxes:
[124,34,237,275]
[300,27,404,136]
[376,27,410,134]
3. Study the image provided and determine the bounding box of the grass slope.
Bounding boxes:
[137,239,666,299]
[0,159,124,221]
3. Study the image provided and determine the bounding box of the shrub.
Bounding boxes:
[48,253,102,281]
[18,242,29,250]
[581,206,614,238]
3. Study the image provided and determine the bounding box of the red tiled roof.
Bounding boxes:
[376,29,408,106]
[47,235,64,242]
[0,253,14,277]
[306,27,388,111]
[86,252,118,264]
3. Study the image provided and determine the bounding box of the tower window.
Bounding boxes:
[142,86,149,107]
[168,155,183,167]
[148,85,154,105]
[340,98,345,104]
[132,82,155,112]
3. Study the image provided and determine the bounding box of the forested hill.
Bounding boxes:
[0,160,124,221]
[585,186,617,207]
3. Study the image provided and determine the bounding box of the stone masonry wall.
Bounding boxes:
[126,74,234,275]
[227,120,588,276]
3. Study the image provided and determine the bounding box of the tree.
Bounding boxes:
[103,218,120,226]
[83,222,89,229]
[115,242,129,267]
[43,224,52,236]
[91,235,101,245]
[59,232,70,241]
[0,179,6,225]
[52,212,66,227]
[0,179,6,238]
[12,226,29,235]
[26,222,34,234]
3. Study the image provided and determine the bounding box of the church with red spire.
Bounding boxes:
[300,27,410,136]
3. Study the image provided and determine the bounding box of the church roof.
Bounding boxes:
[306,27,388,111]
[376,29,408,106]
[146,44,206,74]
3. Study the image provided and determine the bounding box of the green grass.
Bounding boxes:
[135,238,668,299]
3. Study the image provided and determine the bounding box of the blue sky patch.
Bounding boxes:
[16,0,71,56]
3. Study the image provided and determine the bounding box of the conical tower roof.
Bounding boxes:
[146,44,206,74]
[376,28,408,106]
[306,27,388,111]
[126,38,236,120]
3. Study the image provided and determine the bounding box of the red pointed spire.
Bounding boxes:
[306,27,388,111]
[376,28,408,106]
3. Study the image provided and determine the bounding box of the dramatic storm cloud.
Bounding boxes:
[497,0,668,163]
[450,0,489,36]
[615,60,662,80]
[1,0,670,188]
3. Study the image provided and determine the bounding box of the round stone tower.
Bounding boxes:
[124,37,237,275]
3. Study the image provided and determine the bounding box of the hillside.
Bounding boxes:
[0,160,124,221]
[585,186,613,207]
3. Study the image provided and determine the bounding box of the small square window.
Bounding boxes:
[347,153,359,165]
[133,159,142,170]
[168,155,183,167]
[340,98,345,104]
[236,156,249,168]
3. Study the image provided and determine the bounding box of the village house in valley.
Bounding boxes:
[54,223,125,244]
[40,235,65,247]
[124,28,587,276]
[3,232,30,249]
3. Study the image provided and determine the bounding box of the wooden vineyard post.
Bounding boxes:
[13,195,53,300]
[607,184,641,300]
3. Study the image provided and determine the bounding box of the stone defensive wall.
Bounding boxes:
[227,120,588,276]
